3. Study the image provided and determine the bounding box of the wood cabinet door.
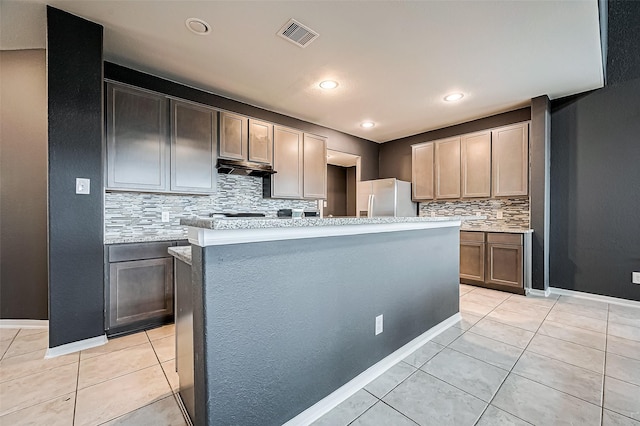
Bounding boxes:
[411,142,434,200]
[460,241,485,284]
[248,119,273,164]
[108,258,174,329]
[303,133,327,199]
[170,100,217,193]
[491,123,529,197]
[106,83,169,191]
[461,131,491,198]
[435,137,461,199]
[271,126,304,198]
[486,242,523,288]
[219,112,248,160]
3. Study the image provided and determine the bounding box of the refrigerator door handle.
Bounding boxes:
[368,194,375,217]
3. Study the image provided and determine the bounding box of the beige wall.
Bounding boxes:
[0,49,48,319]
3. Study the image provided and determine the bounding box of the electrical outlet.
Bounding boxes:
[375,315,383,335]
[431,212,436,217]
[75,178,90,195]
[323,200,328,208]
[161,211,170,222]
[475,212,481,216]
[633,272,640,284]
[496,210,504,219]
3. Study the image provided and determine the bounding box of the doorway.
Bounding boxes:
[325,150,360,217]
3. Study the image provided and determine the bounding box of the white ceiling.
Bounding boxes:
[1,0,604,143]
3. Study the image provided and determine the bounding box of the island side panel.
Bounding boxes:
[198,226,459,425]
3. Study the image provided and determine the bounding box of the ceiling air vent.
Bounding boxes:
[277,19,319,48]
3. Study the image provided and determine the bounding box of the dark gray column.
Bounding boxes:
[530,95,551,291]
[47,7,105,347]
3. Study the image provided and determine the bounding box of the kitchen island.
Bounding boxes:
[177,216,464,426]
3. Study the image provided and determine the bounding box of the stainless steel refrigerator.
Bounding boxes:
[357,178,417,217]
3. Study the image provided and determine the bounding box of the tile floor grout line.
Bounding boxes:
[472,290,560,425]
[73,343,81,426]
[601,303,610,426]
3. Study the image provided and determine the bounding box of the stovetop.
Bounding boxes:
[209,212,266,218]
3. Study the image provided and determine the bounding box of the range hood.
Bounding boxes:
[216,159,276,177]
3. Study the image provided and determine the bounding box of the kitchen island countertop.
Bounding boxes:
[181,215,484,231]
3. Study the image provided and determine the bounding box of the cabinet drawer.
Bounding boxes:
[460,231,485,243]
[487,233,522,245]
[108,242,174,262]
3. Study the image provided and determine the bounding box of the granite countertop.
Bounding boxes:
[460,225,533,234]
[168,246,192,265]
[104,233,188,245]
[181,215,485,231]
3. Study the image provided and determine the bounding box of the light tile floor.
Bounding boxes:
[0,324,186,425]
[313,285,640,426]
[1,285,639,425]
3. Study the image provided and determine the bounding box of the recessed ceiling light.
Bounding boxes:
[444,93,464,102]
[319,80,339,90]
[360,121,375,129]
[185,18,211,35]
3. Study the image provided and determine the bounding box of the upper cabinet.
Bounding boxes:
[269,126,304,199]
[106,82,217,194]
[411,121,529,201]
[219,112,248,161]
[302,133,327,199]
[492,123,529,197]
[265,127,327,200]
[461,131,491,198]
[248,119,273,164]
[170,100,217,193]
[434,137,461,199]
[106,83,169,191]
[411,142,434,201]
[218,112,274,165]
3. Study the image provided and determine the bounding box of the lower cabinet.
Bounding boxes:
[460,231,485,284]
[485,233,523,290]
[460,231,524,294]
[105,241,185,335]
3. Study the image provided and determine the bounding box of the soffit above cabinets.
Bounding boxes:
[1,0,604,143]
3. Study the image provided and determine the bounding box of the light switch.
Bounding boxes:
[75,178,90,195]
[496,210,504,219]
[161,211,170,223]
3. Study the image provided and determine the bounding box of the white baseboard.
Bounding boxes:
[282,312,462,426]
[549,287,640,309]
[45,334,107,359]
[526,288,551,297]
[0,319,49,329]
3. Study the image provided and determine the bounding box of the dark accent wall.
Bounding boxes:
[346,166,357,216]
[607,0,640,85]
[549,0,640,301]
[530,96,551,291]
[326,165,347,217]
[550,77,640,301]
[47,7,105,346]
[379,108,531,181]
[104,63,380,181]
[191,227,459,425]
[0,50,48,320]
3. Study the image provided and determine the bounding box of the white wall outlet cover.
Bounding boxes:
[323,200,328,208]
[375,314,383,335]
[431,212,436,217]
[496,210,504,219]
[633,272,640,284]
[75,178,90,195]
[475,212,481,216]
[161,211,170,222]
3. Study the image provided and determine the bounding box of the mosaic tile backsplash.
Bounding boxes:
[419,197,530,229]
[104,174,317,243]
